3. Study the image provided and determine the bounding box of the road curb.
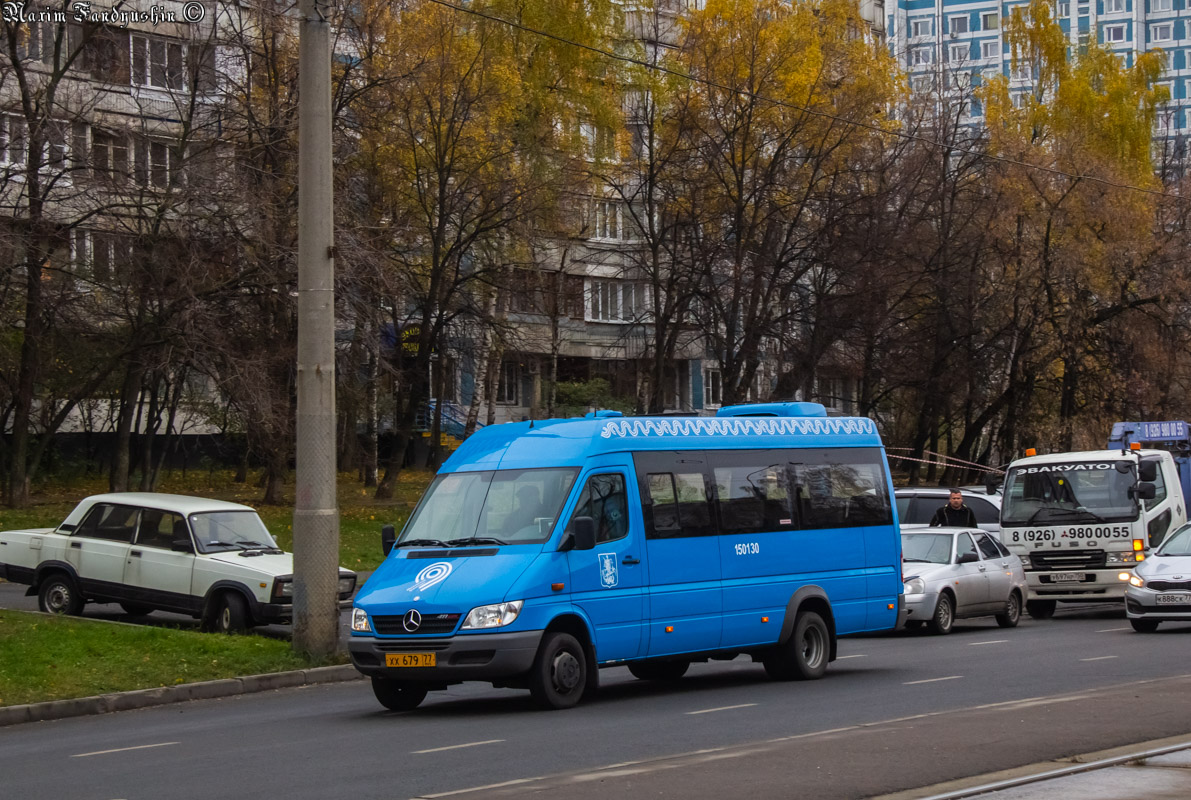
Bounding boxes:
[0,664,364,728]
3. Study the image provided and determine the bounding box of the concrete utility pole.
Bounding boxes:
[293,0,340,658]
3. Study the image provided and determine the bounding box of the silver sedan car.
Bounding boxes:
[1124,522,1191,632]
[901,527,1028,634]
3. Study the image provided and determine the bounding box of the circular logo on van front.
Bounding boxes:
[402,609,422,632]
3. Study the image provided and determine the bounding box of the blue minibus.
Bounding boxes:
[349,402,905,710]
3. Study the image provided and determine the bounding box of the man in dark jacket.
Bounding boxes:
[930,489,979,528]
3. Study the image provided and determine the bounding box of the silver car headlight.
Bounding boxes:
[461,600,524,630]
[351,607,372,633]
[904,577,926,595]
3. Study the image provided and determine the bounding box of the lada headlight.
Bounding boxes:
[338,575,357,595]
[904,577,926,595]
[351,607,372,633]
[461,600,524,630]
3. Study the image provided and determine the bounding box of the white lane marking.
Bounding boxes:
[686,703,758,715]
[836,654,868,659]
[1081,655,1119,662]
[904,675,963,685]
[71,742,179,758]
[1097,626,1132,632]
[413,739,505,754]
[969,640,1008,646]
[418,777,543,798]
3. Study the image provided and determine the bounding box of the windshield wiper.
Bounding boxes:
[445,537,508,547]
[397,538,449,548]
[902,557,933,563]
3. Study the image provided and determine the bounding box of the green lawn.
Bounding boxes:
[0,469,434,572]
[0,609,343,707]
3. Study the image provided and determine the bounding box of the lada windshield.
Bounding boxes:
[189,511,279,553]
[1001,461,1138,525]
[398,468,580,546]
[901,533,953,564]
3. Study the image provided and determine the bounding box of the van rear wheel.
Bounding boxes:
[763,611,829,681]
[528,632,587,709]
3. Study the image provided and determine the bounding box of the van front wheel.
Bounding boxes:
[372,677,428,711]
[763,611,829,681]
[529,632,587,709]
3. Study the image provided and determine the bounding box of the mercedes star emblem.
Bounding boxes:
[402,609,422,632]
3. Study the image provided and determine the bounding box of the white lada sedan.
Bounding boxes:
[0,493,356,633]
[901,527,1027,635]
[1124,522,1191,632]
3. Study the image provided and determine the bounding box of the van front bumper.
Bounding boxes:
[348,629,544,680]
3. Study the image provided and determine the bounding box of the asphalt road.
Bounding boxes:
[5,603,1191,800]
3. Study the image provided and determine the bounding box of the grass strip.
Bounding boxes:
[0,609,342,708]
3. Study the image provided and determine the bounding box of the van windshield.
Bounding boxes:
[399,468,580,546]
[1001,462,1138,525]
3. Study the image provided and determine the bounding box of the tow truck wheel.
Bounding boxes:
[1130,618,1160,633]
[371,677,429,711]
[1025,600,1056,620]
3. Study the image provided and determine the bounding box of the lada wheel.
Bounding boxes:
[371,677,428,711]
[529,632,587,709]
[203,592,249,634]
[995,592,1022,628]
[628,660,690,681]
[1025,600,1056,620]
[763,610,829,681]
[927,593,954,635]
[38,574,84,616]
[1130,618,1160,633]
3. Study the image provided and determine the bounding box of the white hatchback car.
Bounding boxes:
[901,527,1027,634]
[895,487,1003,539]
[0,493,356,632]
[1124,522,1191,632]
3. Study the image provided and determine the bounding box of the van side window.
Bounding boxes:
[713,457,796,535]
[639,462,714,539]
[74,504,137,542]
[568,474,629,544]
[788,450,892,529]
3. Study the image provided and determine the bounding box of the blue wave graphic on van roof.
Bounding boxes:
[599,417,877,439]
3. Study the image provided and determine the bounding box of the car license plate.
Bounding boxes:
[1156,593,1191,605]
[385,653,436,668]
[1050,572,1085,583]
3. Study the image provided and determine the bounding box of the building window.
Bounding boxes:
[949,16,969,35]
[911,75,934,92]
[949,43,970,62]
[981,40,1000,59]
[1151,0,1171,11]
[1058,1,1070,15]
[131,35,184,90]
[911,18,931,37]
[588,278,647,323]
[134,138,183,189]
[496,361,519,405]
[76,230,134,283]
[1105,24,1127,43]
[981,11,999,29]
[91,130,129,183]
[911,47,933,66]
[1011,63,1033,81]
[1152,23,1173,42]
[704,369,722,407]
[0,113,27,166]
[592,200,621,239]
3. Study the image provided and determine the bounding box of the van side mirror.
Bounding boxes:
[1138,461,1158,482]
[1132,483,1157,501]
[381,524,396,557]
[559,516,596,552]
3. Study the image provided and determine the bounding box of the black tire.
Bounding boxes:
[1026,600,1057,620]
[763,611,830,681]
[627,660,690,681]
[38,573,84,616]
[927,593,954,635]
[371,677,428,711]
[1130,618,1160,633]
[203,592,249,634]
[528,632,588,709]
[995,591,1022,628]
[120,603,154,617]
[905,620,925,630]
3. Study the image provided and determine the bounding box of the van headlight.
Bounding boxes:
[351,607,372,633]
[461,600,524,630]
[904,577,926,595]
